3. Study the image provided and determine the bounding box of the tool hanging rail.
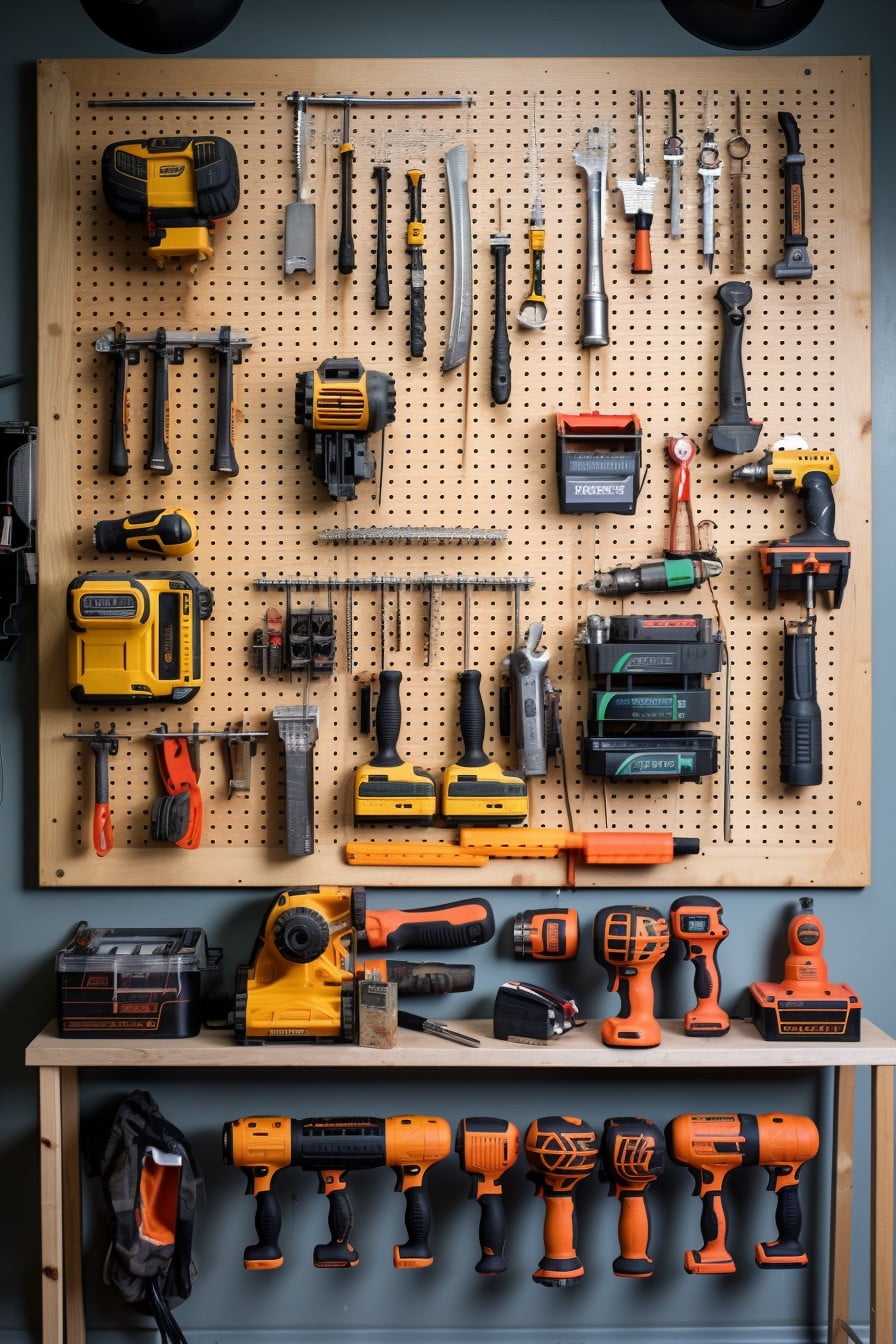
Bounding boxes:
[36,55,870,888]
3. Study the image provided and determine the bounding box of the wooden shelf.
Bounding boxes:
[26,1016,896,1071]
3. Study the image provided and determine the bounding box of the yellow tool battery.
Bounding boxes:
[67,571,213,705]
[101,135,240,267]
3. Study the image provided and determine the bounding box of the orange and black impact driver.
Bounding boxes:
[666,1112,820,1273]
[524,1114,600,1286]
[455,1117,521,1274]
[668,894,730,1036]
[599,1117,666,1277]
[222,1113,452,1270]
[593,905,670,1047]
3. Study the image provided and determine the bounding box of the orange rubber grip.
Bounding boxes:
[93,803,113,857]
[616,1192,653,1276]
[363,898,495,950]
[632,216,652,274]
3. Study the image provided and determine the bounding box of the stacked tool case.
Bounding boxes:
[35,55,870,889]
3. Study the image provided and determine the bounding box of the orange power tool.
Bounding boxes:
[666,1112,820,1273]
[455,1116,521,1274]
[222,1113,452,1270]
[593,905,670,1047]
[599,1117,665,1277]
[524,1114,599,1286]
[669,894,730,1036]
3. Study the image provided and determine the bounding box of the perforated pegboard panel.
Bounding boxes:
[36,57,871,888]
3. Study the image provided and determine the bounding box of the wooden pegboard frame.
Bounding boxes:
[36,56,871,888]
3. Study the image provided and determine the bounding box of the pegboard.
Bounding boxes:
[35,56,871,889]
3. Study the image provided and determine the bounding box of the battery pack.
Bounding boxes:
[749,982,862,1041]
[56,923,221,1038]
[581,731,719,781]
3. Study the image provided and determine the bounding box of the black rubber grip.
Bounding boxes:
[716,282,753,426]
[394,1185,433,1266]
[213,336,238,475]
[476,1193,508,1274]
[108,350,130,476]
[458,669,489,767]
[338,145,356,274]
[780,623,822,787]
[313,1188,359,1268]
[490,238,511,404]
[373,166,391,310]
[245,1189,283,1267]
[372,670,403,767]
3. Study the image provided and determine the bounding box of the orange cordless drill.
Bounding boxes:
[666,1111,819,1273]
[669,894,730,1036]
[221,1115,302,1269]
[755,1112,819,1268]
[222,1113,451,1270]
[524,1114,600,1286]
[666,1112,758,1274]
[599,1117,666,1277]
[593,904,670,1047]
[455,1117,521,1274]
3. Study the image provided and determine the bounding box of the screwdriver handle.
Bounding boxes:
[89,739,114,858]
[147,332,177,474]
[780,618,822,787]
[373,165,391,310]
[490,234,511,404]
[372,669,404,768]
[338,113,356,274]
[213,329,239,475]
[632,210,653,274]
[108,345,136,477]
[458,669,489,768]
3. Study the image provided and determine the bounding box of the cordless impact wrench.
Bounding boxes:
[222,1113,452,1269]
[666,1112,820,1273]
[669,894,730,1036]
[593,905,670,1047]
[455,1116,520,1274]
[524,1115,599,1286]
[599,1117,666,1277]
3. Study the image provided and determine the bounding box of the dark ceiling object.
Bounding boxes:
[661,0,825,49]
[79,0,244,54]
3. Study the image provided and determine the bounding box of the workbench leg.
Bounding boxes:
[60,1065,85,1344]
[870,1065,894,1344]
[828,1065,855,1344]
[37,1066,64,1344]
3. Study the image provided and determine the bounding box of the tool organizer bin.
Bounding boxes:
[36,55,871,888]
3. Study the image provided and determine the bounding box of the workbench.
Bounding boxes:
[25,1017,896,1344]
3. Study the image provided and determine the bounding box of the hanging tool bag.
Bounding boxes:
[99,1089,203,1344]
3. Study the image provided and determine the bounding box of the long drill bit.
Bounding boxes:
[697,93,722,273]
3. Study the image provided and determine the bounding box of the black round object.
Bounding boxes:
[661,0,824,49]
[80,0,243,54]
[272,907,331,964]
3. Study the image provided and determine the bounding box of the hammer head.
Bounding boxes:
[708,420,763,455]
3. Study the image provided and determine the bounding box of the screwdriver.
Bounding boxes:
[338,101,356,274]
[93,506,197,557]
[406,170,426,357]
